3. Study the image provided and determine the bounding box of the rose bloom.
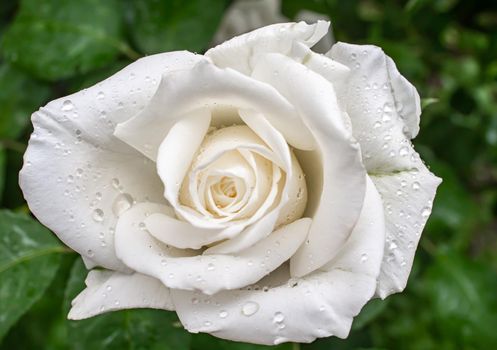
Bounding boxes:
[20,22,440,345]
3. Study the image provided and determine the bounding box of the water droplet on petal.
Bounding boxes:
[92,209,104,222]
[241,301,259,316]
[412,182,420,191]
[219,310,228,318]
[97,91,105,100]
[112,193,134,216]
[62,100,74,111]
[421,206,431,217]
[273,312,285,323]
[360,253,368,263]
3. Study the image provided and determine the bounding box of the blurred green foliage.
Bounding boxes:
[0,0,496,349]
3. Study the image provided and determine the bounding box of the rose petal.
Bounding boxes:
[68,269,174,320]
[19,51,202,271]
[114,202,311,295]
[114,60,315,159]
[328,42,421,172]
[251,53,366,276]
[207,21,329,75]
[370,165,441,298]
[156,108,211,217]
[145,213,226,250]
[170,176,384,345]
[327,42,441,297]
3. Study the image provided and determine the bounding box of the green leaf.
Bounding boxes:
[65,258,191,350]
[0,210,63,340]
[0,64,51,140]
[0,147,5,201]
[125,0,228,54]
[1,0,127,81]
[425,254,497,348]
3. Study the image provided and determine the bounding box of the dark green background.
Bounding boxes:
[1,0,496,349]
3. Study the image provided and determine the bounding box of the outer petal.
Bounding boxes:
[170,177,384,345]
[328,42,421,173]
[68,270,174,320]
[207,21,330,75]
[19,51,201,271]
[114,202,311,295]
[251,53,366,276]
[371,166,441,298]
[328,42,441,296]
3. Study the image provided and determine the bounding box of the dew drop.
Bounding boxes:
[97,91,105,100]
[389,241,398,251]
[373,121,382,129]
[203,321,212,327]
[106,285,112,292]
[76,168,84,177]
[61,100,74,111]
[207,263,215,271]
[360,253,368,263]
[87,249,94,257]
[219,310,228,319]
[412,182,420,191]
[112,193,134,216]
[92,209,104,222]
[241,301,259,316]
[67,175,74,183]
[421,206,431,217]
[399,147,409,157]
[273,312,285,323]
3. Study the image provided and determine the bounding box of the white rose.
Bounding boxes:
[20,21,441,345]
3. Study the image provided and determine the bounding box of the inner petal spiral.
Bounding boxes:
[177,124,307,228]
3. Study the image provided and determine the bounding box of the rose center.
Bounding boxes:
[178,124,307,225]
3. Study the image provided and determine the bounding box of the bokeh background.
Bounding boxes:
[1,0,496,349]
